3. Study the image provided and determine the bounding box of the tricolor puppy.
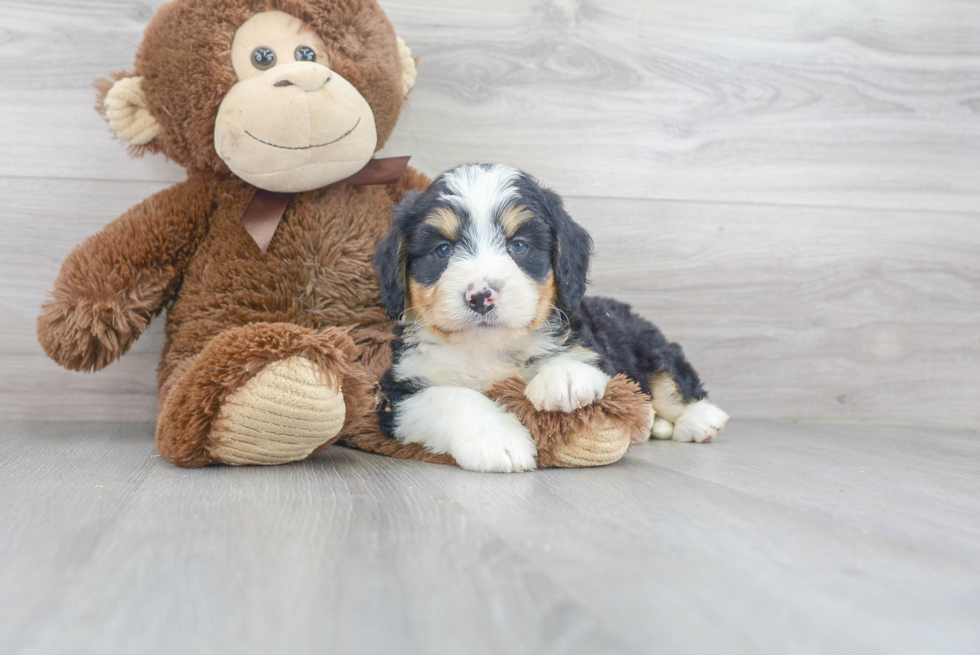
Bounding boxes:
[374,164,728,472]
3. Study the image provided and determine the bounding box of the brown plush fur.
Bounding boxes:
[157,323,371,467]
[38,161,431,466]
[488,375,654,468]
[38,177,215,371]
[38,0,653,469]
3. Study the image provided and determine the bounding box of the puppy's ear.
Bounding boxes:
[374,192,421,320]
[538,187,593,314]
[374,225,407,320]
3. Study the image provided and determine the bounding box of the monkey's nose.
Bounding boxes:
[464,281,499,315]
[271,63,332,92]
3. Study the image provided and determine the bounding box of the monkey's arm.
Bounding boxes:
[38,176,215,372]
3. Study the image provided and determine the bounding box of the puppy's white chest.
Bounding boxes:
[396,342,523,391]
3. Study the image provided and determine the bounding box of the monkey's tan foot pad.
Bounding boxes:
[487,374,654,469]
[547,401,656,467]
[210,356,346,466]
[546,416,634,467]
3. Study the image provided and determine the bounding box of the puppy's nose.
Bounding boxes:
[271,63,332,92]
[465,281,498,315]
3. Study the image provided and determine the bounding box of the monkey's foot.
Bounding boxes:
[487,374,653,469]
[210,357,346,466]
[156,323,370,467]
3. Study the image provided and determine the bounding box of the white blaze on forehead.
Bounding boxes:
[440,164,521,253]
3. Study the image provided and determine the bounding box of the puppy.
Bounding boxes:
[374,164,728,472]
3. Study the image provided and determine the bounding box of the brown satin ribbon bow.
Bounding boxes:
[240,156,411,253]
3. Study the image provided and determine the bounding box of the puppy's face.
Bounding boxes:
[375,164,592,338]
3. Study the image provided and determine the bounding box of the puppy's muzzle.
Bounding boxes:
[464,280,498,315]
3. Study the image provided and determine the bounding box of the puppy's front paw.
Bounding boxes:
[394,387,538,473]
[453,414,538,473]
[525,360,610,413]
[672,400,729,443]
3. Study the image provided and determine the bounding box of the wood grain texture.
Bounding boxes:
[1,0,979,423]
[1,419,978,654]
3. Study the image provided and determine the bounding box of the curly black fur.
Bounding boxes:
[573,297,706,401]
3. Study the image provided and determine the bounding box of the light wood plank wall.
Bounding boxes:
[1,0,978,424]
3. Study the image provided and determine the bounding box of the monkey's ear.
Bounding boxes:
[397,37,418,97]
[102,76,160,146]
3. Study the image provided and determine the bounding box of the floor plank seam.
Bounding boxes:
[2,173,980,219]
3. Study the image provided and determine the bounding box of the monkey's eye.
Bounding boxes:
[508,240,529,255]
[295,46,317,63]
[435,244,454,258]
[251,47,277,70]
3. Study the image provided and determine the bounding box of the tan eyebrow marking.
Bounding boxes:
[530,271,557,330]
[499,205,534,238]
[423,207,461,240]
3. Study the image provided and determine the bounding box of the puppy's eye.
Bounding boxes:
[251,47,277,70]
[435,244,454,258]
[295,46,317,63]
[508,240,529,255]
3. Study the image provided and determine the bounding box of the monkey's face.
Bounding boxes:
[100,0,417,191]
[213,11,379,192]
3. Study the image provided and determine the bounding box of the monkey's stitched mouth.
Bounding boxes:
[245,117,361,150]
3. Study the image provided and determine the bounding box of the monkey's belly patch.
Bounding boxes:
[210,356,345,466]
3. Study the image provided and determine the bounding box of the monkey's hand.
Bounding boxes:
[37,265,174,372]
[37,178,213,372]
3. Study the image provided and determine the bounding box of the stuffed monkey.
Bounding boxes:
[38,0,652,469]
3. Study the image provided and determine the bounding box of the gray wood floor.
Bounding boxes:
[2,420,978,655]
[2,1,979,653]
